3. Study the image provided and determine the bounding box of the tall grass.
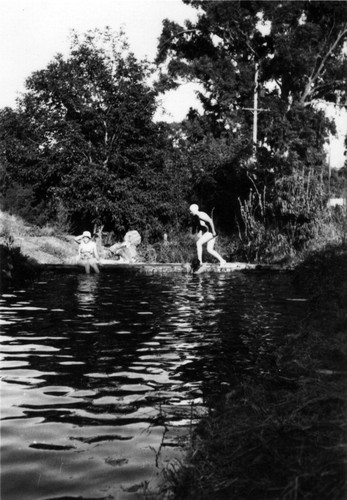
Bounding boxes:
[236,184,347,265]
[0,209,73,239]
[0,210,33,238]
[0,210,77,276]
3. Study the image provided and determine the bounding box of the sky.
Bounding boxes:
[0,0,345,167]
[0,0,202,121]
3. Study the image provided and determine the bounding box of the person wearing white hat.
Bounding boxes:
[189,204,226,269]
[75,231,100,274]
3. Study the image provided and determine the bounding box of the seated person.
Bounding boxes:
[109,230,141,263]
[75,231,100,274]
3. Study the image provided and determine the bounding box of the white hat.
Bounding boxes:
[82,231,91,239]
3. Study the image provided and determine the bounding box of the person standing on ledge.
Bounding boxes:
[75,231,100,274]
[189,204,226,268]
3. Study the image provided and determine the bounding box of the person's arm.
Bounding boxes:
[191,214,199,235]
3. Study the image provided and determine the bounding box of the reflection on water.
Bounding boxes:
[0,270,307,500]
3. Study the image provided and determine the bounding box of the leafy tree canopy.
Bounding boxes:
[156,0,346,148]
[157,1,347,107]
[155,1,346,231]
[0,28,189,238]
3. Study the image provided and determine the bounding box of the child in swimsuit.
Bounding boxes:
[75,231,100,274]
[189,204,226,267]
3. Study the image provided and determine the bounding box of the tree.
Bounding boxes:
[0,28,187,238]
[156,1,347,238]
[157,1,346,131]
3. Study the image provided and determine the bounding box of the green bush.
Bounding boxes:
[235,169,347,264]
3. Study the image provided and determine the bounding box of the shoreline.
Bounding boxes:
[35,261,291,275]
[157,245,347,500]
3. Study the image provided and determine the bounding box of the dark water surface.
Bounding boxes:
[0,270,308,499]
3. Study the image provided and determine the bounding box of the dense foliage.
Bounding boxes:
[1,3,346,257]
[0,29,190,238]
[156,0,347,251]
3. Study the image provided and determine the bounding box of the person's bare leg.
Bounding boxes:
[91,262,100,274]
[196,232,212,264]
[207,239,226,265]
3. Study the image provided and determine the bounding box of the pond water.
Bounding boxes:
[0,270,308,500]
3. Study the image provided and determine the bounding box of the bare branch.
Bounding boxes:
[300,22,347,104]
[158,28,202,59]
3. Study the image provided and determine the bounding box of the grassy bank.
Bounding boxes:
[0,211,78,263]
[0,211,79,288]
[159,244,347,500]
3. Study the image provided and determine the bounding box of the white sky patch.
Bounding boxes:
[321,104,347,169]
[256,12,271,36]
[0,0,198,115]
[154,82,204,122]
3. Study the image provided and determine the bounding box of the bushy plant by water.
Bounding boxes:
[235,164,347,264]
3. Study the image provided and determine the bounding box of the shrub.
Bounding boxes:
[236,170,347,264]
[0,210,34,238]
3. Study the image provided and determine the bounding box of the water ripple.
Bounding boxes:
[0,270,307,500]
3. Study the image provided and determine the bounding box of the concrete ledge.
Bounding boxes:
[37,261,289,275]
